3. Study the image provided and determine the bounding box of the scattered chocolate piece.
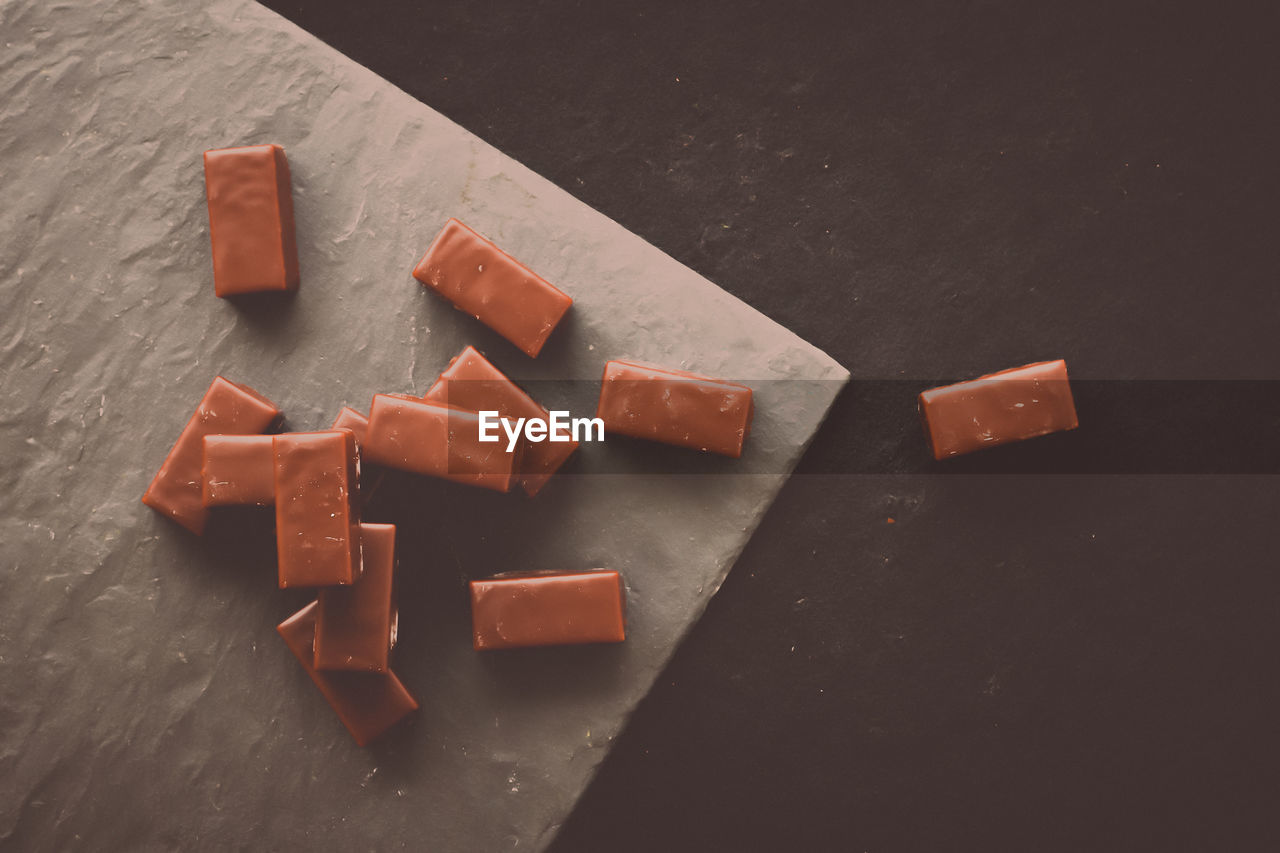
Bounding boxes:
[203,144,299,297]
[412,218,572,358]
[595,360,753,458]
[330,406,369,447]
[201,434,275,507]
[363,394,523,493]
[277,601,418,747]
[918,359,1079,459]
[470,570,627,650]
[142,376,281,534]
[273,430,362,588]
[331,405,384,498]
[315,523,397,673]
[424,346,577,496]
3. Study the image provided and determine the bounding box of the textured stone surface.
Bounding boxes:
[0,1,845,849]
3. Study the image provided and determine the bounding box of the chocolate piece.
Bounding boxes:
[470,570,626,650]
[331,405,384,498]
[330,406,369,447]
[201,434,275,507]
[315,523,397,673]
[203,144,299,297]
[918,359,1079,459]
[273,430,362,588]
[595,360,753,458]
[363,394,523,493]
[424,346,577,496]
[412,219,572,358]
[142,376,281,534]
[277,601,417,747]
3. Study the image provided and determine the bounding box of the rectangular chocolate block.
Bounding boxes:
[273,430,362,588]
[424,346,578,497]
[918,359,1079,459]
[470,570,626,650]
[277,601,417,747]
[330,406,369,446]
[315,523,397,673]
[411,218,572,358]
[363,394,522,493]
[142,376,281,534]
[331,406,386,498]
[595,360,753,458]
[203,144,299,297]
[201,434,275,507]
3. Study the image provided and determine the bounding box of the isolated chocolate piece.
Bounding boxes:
[596,360,754,458]
[273,430,362,588]
[315,523,397,673]
[412,219,572,358]
[424,346,577,496]
[277,601,418,747]
[203,144,299,297]
[363,394,522,493]
[470,570,627,650]
[201,434,275,506]
[330,406,369,446]
[918,359,1079,459]
[142,376,281,534]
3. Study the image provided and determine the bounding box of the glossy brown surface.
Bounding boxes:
[277,601,418,747]
[424,346,577,496]
[201,434,275,507]
[330,406,369,446]
[411,218,572,357]
[203,144,299,297]
[315,523,396,673]
[596,360,754,458]
[331,405,383,498]
[363,394,522,493]
[470,570,627,650]
[919,360,1079,459]
[142,376,281,534]
[273,430,361,588]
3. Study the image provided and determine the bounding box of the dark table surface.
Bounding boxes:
[258,2,1279,849]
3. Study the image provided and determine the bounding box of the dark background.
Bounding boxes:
[257,2,1280,849]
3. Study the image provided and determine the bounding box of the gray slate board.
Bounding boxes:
[0,0,847,849]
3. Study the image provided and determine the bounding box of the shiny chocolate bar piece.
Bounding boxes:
[277,601,417,747]
[315,523,397,673]
[330,406,369,447]
[331,405,384,498]
[596,360,753,458]
[142,376,281,534]
[201,434,275,506]
[363,394,522,493]
[412,218,571,358]
[424,346,577,496]
[470,570,626,650]
[918,359,1078,459]
[203,144,299,297]
[273,430,361,588]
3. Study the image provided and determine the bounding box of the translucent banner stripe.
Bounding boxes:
[411,379,1280,476]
